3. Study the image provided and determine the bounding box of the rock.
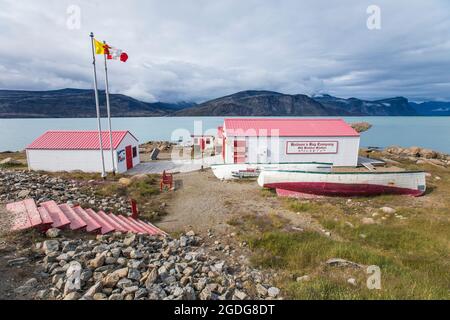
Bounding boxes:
[64,261,82,295]
[420,148,437,159]
[46,228,61,238]
[186,230,196,237]
[108,293,124,300]
[83,281,103,298]
[18,189,31,198]
[103,267,129,287]
[267,287,280,298]
[7,257,29,266]
[134,288,148,299]
[123,285,139,295]
[63,292,81,300]
[127,268,141,281]
[144,268,158,289]
[233,289,248,300]
[0,157,21,165]
[347,278,357,286]
[123,235,136,246]
[118,178,132,186]
[380,207,396,214]
[93,293,108,300]
[326,258,363,269]
[89,254,105,269]
[361,217,375,225]
[296,275,310,282]
[256,284,268,296]
[43,240,60,254]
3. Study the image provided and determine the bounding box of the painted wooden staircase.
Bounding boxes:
[5,198,166,236]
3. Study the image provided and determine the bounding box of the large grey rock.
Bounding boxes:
[43,240,60,254]
[267,287,280,298]
[64,261,82,296]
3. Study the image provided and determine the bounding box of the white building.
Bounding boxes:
[220,118,360,167]
[26,130,140,173]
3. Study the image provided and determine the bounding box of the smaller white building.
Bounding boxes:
[26,130,140,173]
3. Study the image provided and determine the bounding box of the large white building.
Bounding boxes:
[26,130,140,173]
[220,118,360,167]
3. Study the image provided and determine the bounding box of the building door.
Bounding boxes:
[125,145,133,169]
[233,140,246,163]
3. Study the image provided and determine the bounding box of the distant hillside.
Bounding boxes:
[312,94,417,116]
[175,91,419,116]
[0,88,195,118]
[0,88,449,118]
[175,91,334,116]
[410,101,450,116]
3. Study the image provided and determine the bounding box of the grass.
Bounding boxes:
[94,174,164,220]
[232,158,450,300]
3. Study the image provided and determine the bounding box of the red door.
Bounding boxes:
[125,145,133,169]
[233,140,246,163]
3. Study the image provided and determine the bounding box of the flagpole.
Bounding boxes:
[90,32,107,179]
[103,40,116,175]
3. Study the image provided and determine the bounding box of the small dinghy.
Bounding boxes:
[211,162,332,180]
[258,169,426,197]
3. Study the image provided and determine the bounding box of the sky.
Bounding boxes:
[1,0,450,103]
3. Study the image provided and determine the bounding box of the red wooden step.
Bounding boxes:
[125,217,149,234]
[40,201,71,229]
[58,204,87,231]
[5,201,32,231]
[72,206,101,233]
[133,219,159,235]
[23,199,44,227]
[137,219,166,236]
[107,213,135,233]
[85,208,115,234]
[37,206,53,226]
[116,215,146,234]
[97,211,126,232]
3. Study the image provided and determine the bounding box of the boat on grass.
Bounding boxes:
[257,169,426,197]
[211,162,332,180]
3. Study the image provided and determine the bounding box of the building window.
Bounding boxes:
[194,138,198,144]
[206,138,210,144]
[132,146,137,158]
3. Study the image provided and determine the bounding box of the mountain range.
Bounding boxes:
[0,88,449,118]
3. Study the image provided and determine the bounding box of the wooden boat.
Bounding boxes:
[211,162,332,180]
[257,169,426,197]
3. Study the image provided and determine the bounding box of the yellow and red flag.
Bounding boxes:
[94,38,128,62]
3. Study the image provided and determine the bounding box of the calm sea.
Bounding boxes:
[0,116,449,153]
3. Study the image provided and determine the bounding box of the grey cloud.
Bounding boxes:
[0,0,449,102]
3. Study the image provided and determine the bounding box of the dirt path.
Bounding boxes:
[157,169,327,236]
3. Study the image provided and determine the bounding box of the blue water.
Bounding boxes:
[0,117,449,153]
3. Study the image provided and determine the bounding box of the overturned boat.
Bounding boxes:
[211,162,333,180]
[257,169,427,197]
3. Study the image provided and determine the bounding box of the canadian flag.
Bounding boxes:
[105,46,128,62]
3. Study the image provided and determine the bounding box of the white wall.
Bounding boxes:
[115,133,140,173]
[223,135,360,166]
[27,132,140,173]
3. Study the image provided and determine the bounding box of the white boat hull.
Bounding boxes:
[211,162,332,180]
[258,170,426,197]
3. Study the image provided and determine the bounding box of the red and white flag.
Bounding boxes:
[104,45,128,62]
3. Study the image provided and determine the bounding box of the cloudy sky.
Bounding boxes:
[1,0,450,103]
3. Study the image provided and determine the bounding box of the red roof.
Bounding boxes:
[223,118,359,137]
[26,131,138,150]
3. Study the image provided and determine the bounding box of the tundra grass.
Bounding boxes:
[235,160,450,299]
